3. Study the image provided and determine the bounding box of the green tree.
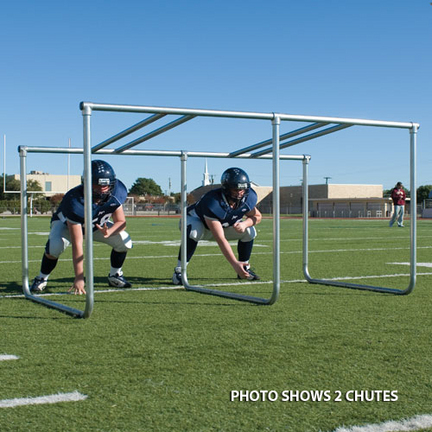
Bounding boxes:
[0,175,43,200]
[417,185,432,202]
[27,179,43,192]
[170,192,195,205]
[129,178,163,196]
[0,175,6,200]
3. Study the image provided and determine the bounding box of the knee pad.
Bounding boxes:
[113,231,133,253]
[239,226,257,242]
[45,237,69,259]
[188,221,205,242]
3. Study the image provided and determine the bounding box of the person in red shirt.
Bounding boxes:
[389,181,406,228]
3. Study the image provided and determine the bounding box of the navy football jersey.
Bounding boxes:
[52,180,128,231]
[190,188,257,228]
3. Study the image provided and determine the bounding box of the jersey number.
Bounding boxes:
[92,213,112,227]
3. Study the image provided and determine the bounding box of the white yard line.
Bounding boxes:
[0,391,87,408]
[2,246,432,265]
[388,262,432,268]
[3,272,432,299]
[0,355,19,361]
[332,414,432,432]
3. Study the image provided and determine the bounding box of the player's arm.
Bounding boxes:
[96,205,126,238]
[67,221,86,295]
[205,218,250,279]
[233,207,262,233]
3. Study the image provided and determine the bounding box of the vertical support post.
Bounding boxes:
[82,104,94,318]
[19,147,30,296]
[180,151,190,285]
[408,124,418,293]
[270,115,281,304]
[20,146,85,316]
[302,156,310,279]
[303,128,417,295]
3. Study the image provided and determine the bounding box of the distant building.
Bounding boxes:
[11,172,81,196]
[202,159,212,187]
[258,184,399,218]
[191,183,402,218]
[190,182,273,206]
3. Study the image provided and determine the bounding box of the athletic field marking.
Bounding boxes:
[332,413,432,432]
[3,272,432,299]
[0,391,87,408]
[388,262,432,268]
[0,354,19,361]
[2,285,183,298]
[132,240,269,247]
[2,246,432,266]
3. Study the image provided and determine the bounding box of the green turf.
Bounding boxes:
[1,216,432,431]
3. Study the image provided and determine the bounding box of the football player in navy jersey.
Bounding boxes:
[30,160,133,295]
[172,167,262,285]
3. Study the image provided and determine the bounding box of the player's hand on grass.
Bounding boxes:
[234,261,250,279]
[68,277,86,295]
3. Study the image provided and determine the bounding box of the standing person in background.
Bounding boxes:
[389,181,406,228]
[172,167,262,285]
[30,160,133,295]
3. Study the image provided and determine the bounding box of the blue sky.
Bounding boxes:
[1,0,431,194]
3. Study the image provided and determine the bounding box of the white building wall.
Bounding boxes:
[13,174,81,196]
[327,184,383,199]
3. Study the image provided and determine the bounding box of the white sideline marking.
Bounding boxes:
[3,272,432,299]
[0,391,87,408]
[388,262,432,268]
[2,246,432,266]
[3,284,183,298]
[332,413,432,432]
[132,240,269,247]
[0,355,19,361]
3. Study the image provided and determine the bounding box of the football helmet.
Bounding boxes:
[221,167,250,202]
[91,160,116,203]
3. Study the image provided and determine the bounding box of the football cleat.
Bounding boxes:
[30,277,48,293]
[108,273,132,288]
[238,266,260,281]
[172,267,182,285]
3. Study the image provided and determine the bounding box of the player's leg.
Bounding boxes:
[224,226,260,280]
[389,206,398,227]
[93,225,133,288]
[397,206,405,227]
[31,221,71,292]
[172,213,208,285]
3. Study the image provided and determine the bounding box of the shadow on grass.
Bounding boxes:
[0,276,168,295]
[94,298,251,307]
[0,281,23,294]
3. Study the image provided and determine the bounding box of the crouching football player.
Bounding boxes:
[30,160,133,295]
[173,167,262,285]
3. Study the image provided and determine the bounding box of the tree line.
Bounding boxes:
[0,175,185,213]
[1,174,431,211]
[383,185,432,201]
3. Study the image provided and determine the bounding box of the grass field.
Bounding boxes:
[1,215,432,432]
